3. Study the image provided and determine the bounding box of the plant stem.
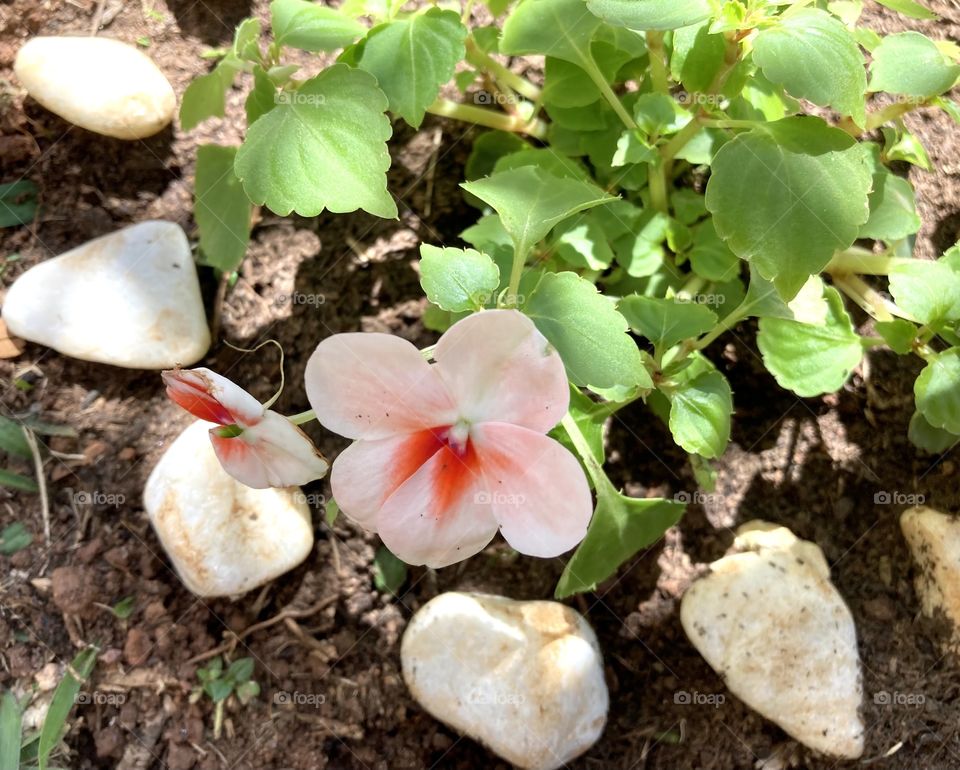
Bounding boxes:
[645,32,670,94]
[831,273,897,322]
[866,101,919,131]
[581,57,636,130]
[560,412,612,496]
[465,38,541,101]
[661,115,705,162]
[287,409,316,425]
[826,249,912,275]
[694,303,749,350]
[506,237,530,307]
[427,98,548,139]
[648,160,669,213]
[699,118,760,130]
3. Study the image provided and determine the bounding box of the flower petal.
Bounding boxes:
[163,368,263,427]
[434,310,569,433]
[210,411,328,489]
[305,333,456,440]
[376,442,498,568]
[471,422,592,558]
[331,429,450,527]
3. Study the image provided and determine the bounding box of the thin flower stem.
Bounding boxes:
[287,410,316,425]
[426,98,548,139]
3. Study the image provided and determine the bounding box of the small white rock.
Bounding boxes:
[401,592,607,770]
[680,521,864,759]
[901,505,960,650]
[3,221,210,369]
[144,420,314,598]
[15,36,175,139]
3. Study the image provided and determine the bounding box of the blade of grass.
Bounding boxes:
[37,646,98,770]
[0,690,22,770]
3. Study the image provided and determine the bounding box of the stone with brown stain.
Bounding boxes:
[143,420,314,598]
[401,592,608,770]
[901,505,960,652]
[2,221,209,369]
[680,521,864,759]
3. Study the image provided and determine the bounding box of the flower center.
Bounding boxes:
[446,420,471,455]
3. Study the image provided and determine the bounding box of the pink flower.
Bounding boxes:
[304,310,592,567]
[162,368,328,489]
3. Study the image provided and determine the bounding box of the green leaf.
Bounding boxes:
[245,66,277,125]
[619,295,717,350]
[671,20,726,93]
[757,286,862,397]
[195,145,251,273]
[752,9,866,125]
[0,181,39,228]
[524,272,646,389]
[552,387,607,477]
[859,164,921,242]
[909,410,958,453]
[38,646,97,770]
[460,166,615,266]
[235,64,396,218]
[494,148,591,181]
[205,678,234,703]
[324,497,339,526]
[373,545,408,593]
[110,596,135,619]
[555,494,684,597]
[0,522,32,555]
[271,0,365,51]
[0,416,30,459]
[915,347,960,434]
[548,214,615,270]
[888,260,960,325]
[502,0,601,66]
[0,469,38,493]
[869,32,959,98]
[881,125,931,169]
[705,117,872,299]
[874,0,937,18]
[465,131,529,182]
[226,657,255,684]
[235,680,260,705]
[543,58,602,108]
[875,319,917,354]
[418,245,499,312]
[665,370,732,459]
[180,59,238,130]
[688,218,740,282]
[355,9,466,128]
[586,0,711,31]
[0,690,20,770]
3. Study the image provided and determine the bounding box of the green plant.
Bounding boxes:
[190,656,259,738]
[179,0,960,595]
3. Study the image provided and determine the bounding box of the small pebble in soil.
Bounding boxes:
[3,221,210,369]
[143,420,314,598]
[901,505,960,652]
[680,521,864,759]
[14,36,175,139]
[401,591,608,770]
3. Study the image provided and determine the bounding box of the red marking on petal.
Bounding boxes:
[209,431,251,463]
[163,371,233,425]
[390,427,482,517]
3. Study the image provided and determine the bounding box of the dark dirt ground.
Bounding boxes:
[1,1,960,768]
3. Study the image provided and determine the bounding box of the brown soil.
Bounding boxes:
[1,1,959,769]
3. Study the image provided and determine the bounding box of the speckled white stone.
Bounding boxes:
[681,521,864,759]
[3,221,209,369]
[401,592,608,770]
[144,420,314,598]
[15,36,175,139]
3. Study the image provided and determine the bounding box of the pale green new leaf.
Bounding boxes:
[888,260,960,325]
[752,9,866,126]
[666,370,732,459]
[859,166,921,242]
[756,286,862,397]
[705,117,872,299]
[460,166,615,263]
[586,0,711,31]
[271,0,366,52]
[915,347,960,434]
[418,245,500,312]
[195,145,251,273]
[180,59,237,130]
[524,272,646,389]
[869,32,960,98]
[908,411,958,453]
[234,65,396,218]
[355,9,467,127]
[875,319,917,354]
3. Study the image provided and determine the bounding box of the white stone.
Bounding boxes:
[15,36,175,139]
[143,420,314,598]
[3,221,210,369]
[901,505,960,651]
[680,521,864,759]
[401,592,607,770]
